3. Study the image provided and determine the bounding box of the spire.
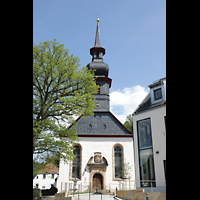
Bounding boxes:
[90,18,105,56]
[94,18,101,47]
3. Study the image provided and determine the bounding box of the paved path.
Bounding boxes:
[73,193,115,200]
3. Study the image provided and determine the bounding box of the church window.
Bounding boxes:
[103,124,106,129]
[72,145,81,179]
[114,145,123,179]
[88,124,92,129]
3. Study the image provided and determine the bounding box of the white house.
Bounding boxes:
[33,163,59,190]
[132,77,166,192]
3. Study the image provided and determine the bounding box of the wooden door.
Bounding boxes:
[93,174,103,191]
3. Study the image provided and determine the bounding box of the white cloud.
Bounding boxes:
[110,85,149,123]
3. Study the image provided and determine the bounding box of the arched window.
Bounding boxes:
[72,145,81,179]
[114,145,123,179]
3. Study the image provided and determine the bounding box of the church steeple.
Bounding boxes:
[87,18,108,77]
[94,18,101,47]
[87,18,112,112]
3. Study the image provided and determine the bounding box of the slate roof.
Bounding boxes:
[94,21,101,47]
[68,111,133,137]
[133,93,166,115]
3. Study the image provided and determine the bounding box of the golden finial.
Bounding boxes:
[97,11,99,22]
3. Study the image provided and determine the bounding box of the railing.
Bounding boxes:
[60,179,166,194]
[117,180,166,193]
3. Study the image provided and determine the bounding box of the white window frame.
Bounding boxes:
[150,85,164,105]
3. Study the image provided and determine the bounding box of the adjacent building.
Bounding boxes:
[132,78,166,192]
[33,163,59,190]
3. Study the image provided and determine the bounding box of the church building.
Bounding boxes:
[58,19,135,193]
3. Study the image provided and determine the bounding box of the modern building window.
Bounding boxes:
[163,160,166,181]
[114,146,122,179]
[137,118,156,187]
[72,145,81,179]
[154,88,162,100]
[138,118,152,149]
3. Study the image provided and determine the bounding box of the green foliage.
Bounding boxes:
[33,39,99,166]
[33,160,46,179]
[121,161,132,179]
[124,114,133,132]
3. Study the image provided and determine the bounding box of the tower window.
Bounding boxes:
[88,124,92,129]
[96,52,99,58]
[103,124,106,129]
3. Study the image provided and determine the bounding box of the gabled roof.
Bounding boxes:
[68,111,133,137]
[41,163,59,174]
[133,93,166,115]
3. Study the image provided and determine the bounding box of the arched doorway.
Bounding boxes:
[93,173,103,191]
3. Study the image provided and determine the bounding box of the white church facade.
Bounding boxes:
[58,136,135,193]
[58,19,136,193]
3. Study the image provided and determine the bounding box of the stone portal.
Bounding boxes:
[87,152,108,192]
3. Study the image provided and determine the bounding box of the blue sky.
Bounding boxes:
[33,0,166,123]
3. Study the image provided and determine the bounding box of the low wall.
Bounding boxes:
[41,196,55,200]
[117,190,166,200]
[55,193,75,200]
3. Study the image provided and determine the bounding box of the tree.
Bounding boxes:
[124,114,133,132]
[121,161,132,179]
[33,39,99,164]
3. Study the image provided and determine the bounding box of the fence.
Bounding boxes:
[116,180,166,193]
[60,182,115,200]
[60,179,166,195]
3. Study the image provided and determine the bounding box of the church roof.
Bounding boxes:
[68,111,133,137]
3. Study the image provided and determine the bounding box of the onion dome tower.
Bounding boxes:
[87,18,112,111]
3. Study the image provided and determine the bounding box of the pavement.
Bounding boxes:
[73,193,115,200]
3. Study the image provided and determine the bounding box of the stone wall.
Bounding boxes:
[117,190,166,200]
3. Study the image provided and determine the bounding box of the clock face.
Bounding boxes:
[96,101,101,108]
